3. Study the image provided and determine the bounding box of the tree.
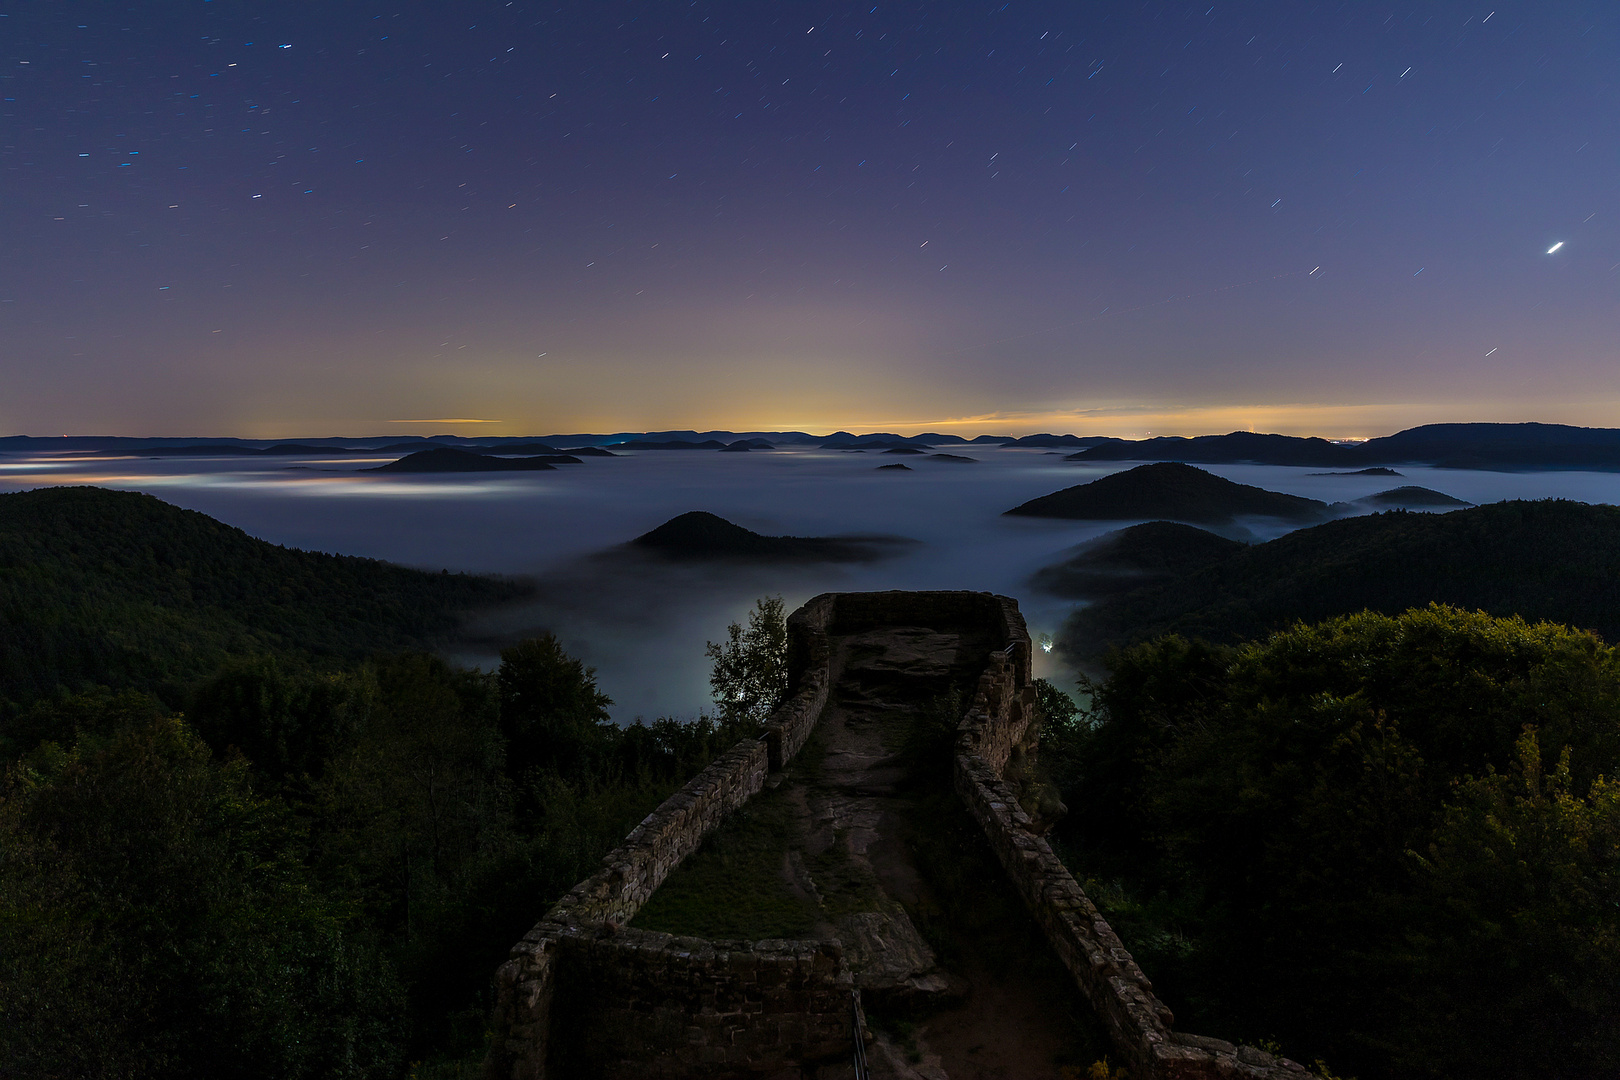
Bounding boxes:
[1054,604,1620,1078]
[496,634,614,781]
[706,596,788,728]
[0,715,404,1080]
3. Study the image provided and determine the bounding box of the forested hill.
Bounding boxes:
[1061,499,1620,660]
[0,486,525,709]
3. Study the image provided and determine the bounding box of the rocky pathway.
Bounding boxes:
[798,624,1105,1080]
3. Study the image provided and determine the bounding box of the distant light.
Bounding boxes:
[1547,241,1565,254]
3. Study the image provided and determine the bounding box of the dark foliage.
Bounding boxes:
[0,715,406,1080]
[0,490,737,1078]
[497,633,615,786]
[1031,521,1245,599]
[1048,606,1620,1079]
[1062,499,1620,662]
[0,486,524,722]
[1350,485,1469,509]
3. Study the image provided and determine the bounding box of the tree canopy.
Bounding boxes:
[1048,605,1620,1079]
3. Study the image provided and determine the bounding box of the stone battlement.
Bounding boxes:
[484,591,1311,1080]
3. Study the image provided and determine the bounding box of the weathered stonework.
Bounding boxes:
[950,605,1313,1080]
[485,597,846,1080]
[485,590,1315,1080]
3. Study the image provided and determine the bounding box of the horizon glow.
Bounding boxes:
[2,5,1614,437]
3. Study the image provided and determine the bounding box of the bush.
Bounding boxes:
[0,716,404,1079]
[1051,605,1620,1079]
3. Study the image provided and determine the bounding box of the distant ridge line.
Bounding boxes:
[8,422,1620,469]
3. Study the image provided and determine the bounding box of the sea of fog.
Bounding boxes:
[6,446,1620,721]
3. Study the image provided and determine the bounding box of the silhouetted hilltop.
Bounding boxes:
[1061,499,1620,661]
[126,443,271,456]
[819,431,971,449]
[1358,422,1620,469]
[14,422,1620,469]
[1066,431,1355,467]
[628,511,911,562]
[928,453,977,463]
[1006,462,1326,524]
[1309,466,1403,477]
[557,446,619,457]
[882,447,926,455]
[1000,433,1114,448]
[876,463,911,471]
[0,487,523,710]
[1059,423,1620,471]
[1031,521,1245,599]
[482,441,562,455]
[623,439,730,450]
[368,448,558,473]
[1351,485,1470,510]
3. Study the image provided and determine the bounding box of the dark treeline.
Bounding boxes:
[0,488,757,1078]
[1042,606,1620,1080]
[0,487,525,722]
[1,641,758,1079]
[1061,500,1620,664]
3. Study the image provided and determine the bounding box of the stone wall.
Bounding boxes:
[952,615,1315,1080]
[485,593,847,1080]
[827,588,1012,640]
[761,593,834,771]
[486,589,1318,1080]
[549,933,851,1079]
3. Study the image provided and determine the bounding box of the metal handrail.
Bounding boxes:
[850,988,870,1079]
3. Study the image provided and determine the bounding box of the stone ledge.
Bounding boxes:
[953,623,1313,1080]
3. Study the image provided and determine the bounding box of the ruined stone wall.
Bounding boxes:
[488,589,1315,1080]
[952,615,1314,1080]
[549,933,851,1079]
[762,593,835,771]
[485,594,846,1080]
[828,588,1011,640]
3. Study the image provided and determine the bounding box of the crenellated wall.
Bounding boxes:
[485,590,1316,1080]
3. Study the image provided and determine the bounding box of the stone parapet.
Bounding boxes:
[762,593,835,771]
[487,590,1313,1080]
[952,615,1313,1080]
[550,931,852,1078]
[486,592,850,1080]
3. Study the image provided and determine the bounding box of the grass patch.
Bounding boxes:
[629,781,817,939]
[630,726,831,940]
[801,828,886,918]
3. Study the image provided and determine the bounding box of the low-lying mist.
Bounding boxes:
[5,446,1619,720]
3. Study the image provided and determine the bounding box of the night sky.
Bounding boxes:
[3,2,1614,438]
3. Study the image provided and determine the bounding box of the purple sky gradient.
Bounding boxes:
[3,2,1614,438]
